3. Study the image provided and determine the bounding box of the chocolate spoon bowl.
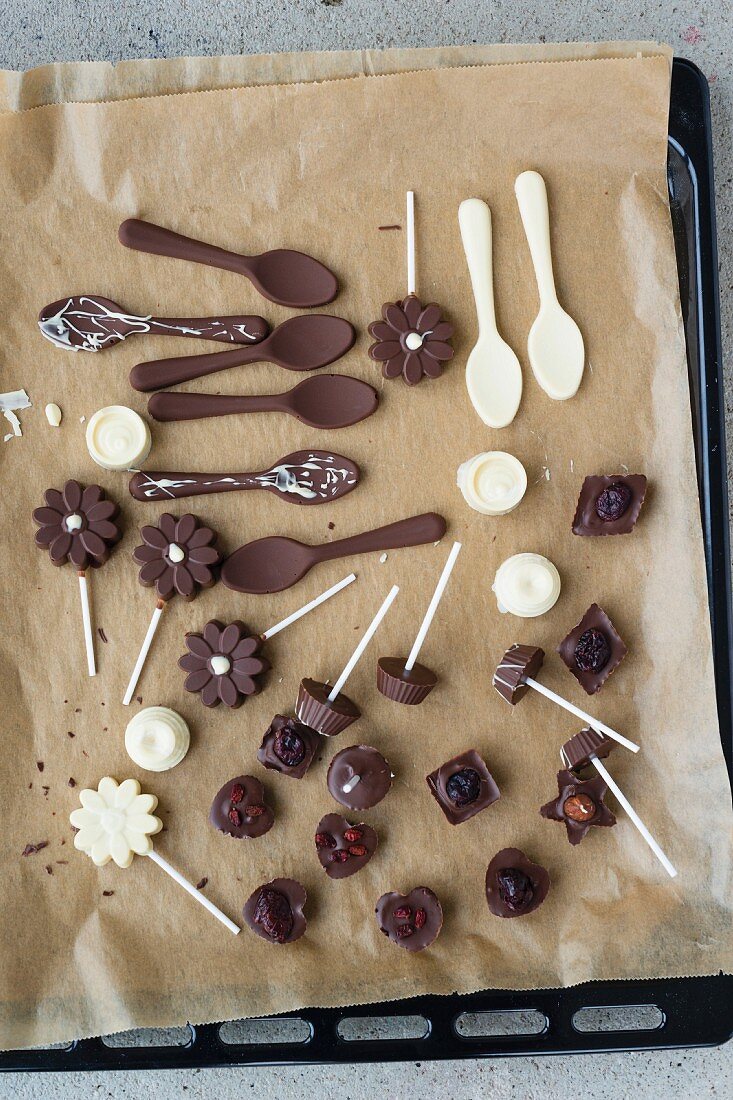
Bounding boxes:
[221,512,448,594]
[129,450,360,505]
[148,374,379,429]
[119,218,339,308]
[38,295,269,353]
[129,314,356,392]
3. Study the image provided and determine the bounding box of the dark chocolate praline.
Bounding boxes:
[375,886,443,951]
[485,848,550,918]
[243,878,307,944]
[426,749,501,825]
[258,715,319,779]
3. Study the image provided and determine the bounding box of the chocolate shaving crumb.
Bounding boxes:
[42,786,50,796]
[195,878,208,891]
[82,750,89,757]
[67,778,76,788]
[45,865,53,875]
[135,696,143,705]
[36,761,44,772]
[28,783,32,789]
[102,890,114,897]
[22,841,49,856]
[97,628,108,643]
[74,708,81,713]
[60,838,66,845]
[328,521,335,530]
[56,860,68,865]
[67,731,75,738]
[378,224,401,230]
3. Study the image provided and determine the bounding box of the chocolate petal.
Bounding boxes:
[187,527,215,549]
[81,484,104,511]
[429,321,454,341]
[417,303,442,331]
[218,676,240,707]
[384,303,408,331]
[187,545,220,566]
[186,634,213,659]
[232,636,260,659]
[421,355,443,379]
[35,523,61,546]
[173,564,195,598]
[88,520,119,541]
[382,356,405,379]
[69,537,88,568]
[370,340,401,362]
[157,514,177,542]
[50,531,72,562]
[200,678,220,707]
[187,562,213,585]
[230,671,257,694]
[63,480,83,511]
[403,296,422,327]
[175,514,197,544]
[403,353,423,385]
[133,544,162,564]
[422,340,454,361]
[179,652,208,672]
[86,500,118,523]
[369,322,394,342]
[44,488,65,512]
[79,530,107,560]
[140,525,168,550]
[138,558,168,584]
[33,507,64,527]
[203,621,224,649]
[233,656,268,676]
[185,668,213,693]
[220,623,242,654]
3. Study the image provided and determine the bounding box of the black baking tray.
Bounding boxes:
[2,56,730,1072]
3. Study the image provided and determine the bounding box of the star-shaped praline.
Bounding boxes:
[540,768,616,845]
[179,620,270,708]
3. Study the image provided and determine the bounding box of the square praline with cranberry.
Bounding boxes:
[426,749,500,825]
[557,603,627,695]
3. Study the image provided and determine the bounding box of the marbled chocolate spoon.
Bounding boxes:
[147,374,379,429]
[38,295,269,352]
[129,449,360,505]
[129,314,356,392]
[119,218,338,308]
[222,512,447,594]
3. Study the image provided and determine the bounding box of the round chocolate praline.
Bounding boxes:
[257,715,319,780]
[327,744,392,810]
[243,878,307,945]
[485,848,549,918]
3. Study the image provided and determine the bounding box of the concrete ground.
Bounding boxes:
[0,1,730,1096]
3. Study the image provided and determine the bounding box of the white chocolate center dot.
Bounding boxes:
[405,331,423,351]
[210,655,231,676]
[167,542,185,563]
[65,513,83,532]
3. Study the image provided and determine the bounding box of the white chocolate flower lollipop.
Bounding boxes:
[70,777,239,933]
[70,776,161,867]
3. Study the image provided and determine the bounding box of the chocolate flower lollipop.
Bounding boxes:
[368,192,453,386]
[123,513,222,706]
[33,479,121,676]
[180,621,270,708]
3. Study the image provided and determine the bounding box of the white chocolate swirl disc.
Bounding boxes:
[492,553,561,618]
[457,451,527,516]
[124,706,190,772]
[86,405,151,471]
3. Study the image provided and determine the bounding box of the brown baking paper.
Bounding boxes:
[1,42,731,1050]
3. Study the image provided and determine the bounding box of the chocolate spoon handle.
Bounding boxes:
[130,341,269,391]
[313,513,447,564]
[148,391,287,422]
[120,218,257,278]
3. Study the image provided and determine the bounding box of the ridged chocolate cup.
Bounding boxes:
[376,657,437,705]
[296,678,360,737]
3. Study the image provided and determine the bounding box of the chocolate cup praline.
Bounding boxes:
[376,656,437,705]
[375,886,443,951]
[327,744,392,810]
[561,727,615,773]
[485,848,550,918]
[209,774,274,839]
[315,812,378,879]
[243,877,307,945]
[296,677,360,736]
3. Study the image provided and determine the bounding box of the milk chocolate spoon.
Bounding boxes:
[119,218,339,308]
[221,512,447,594]
[148,374,379,429]
[38,295,269,353]
[129,314,356,392]
[129,449,359,505]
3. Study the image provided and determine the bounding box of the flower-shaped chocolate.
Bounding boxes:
[70,776,162,867]
[368,295,454,386]
[540,768,616,846]
[133,513,221,602]
[33,480,121,570]
[179,620,270,708]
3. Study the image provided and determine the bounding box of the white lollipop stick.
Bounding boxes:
[123,601,165,706]
[524,675,640,754]
[147,850,240,933]
[405,542,461,672]
[328,585,399,702]
[589,757,677,879]
[342,775,361,794]
[78,571,96,677]
[406,190,416,296]
[261,573,356,641]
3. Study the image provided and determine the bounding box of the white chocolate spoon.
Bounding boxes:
[514,171,585,400]
[458,199,522,429]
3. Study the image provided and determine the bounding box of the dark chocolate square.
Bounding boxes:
[557,604,627,695]
[257,715,319,779]
[572,474,647,536]
[426,749,500,825]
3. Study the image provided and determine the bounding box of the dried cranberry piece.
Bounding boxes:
[563,793,597,822]
[229,783,245,805]
[414,908,427,929]
[445,767,481,806]
[595,482,632,522]
[315,832,337,850]
[331,850,350,863]
[253,887,294,943]
[273,725,306,767]
[348,844,367,857]
[393,905,412,920]
[228,807,242,827]
[396,924,414,938]
[244,804,265,817]
[574,628,611,673]
[496,868,534,913]
[343,827,363,843]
